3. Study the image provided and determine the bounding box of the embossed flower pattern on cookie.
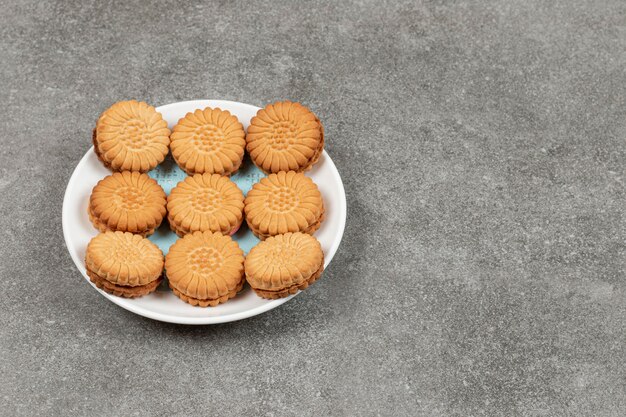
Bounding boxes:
[170,107,246,176]
[246,101,324,173]
[167,173,245,237]
[94,100,171,172]
[89,171,167,236]
[244,171,324,239]
[165,231,245,307]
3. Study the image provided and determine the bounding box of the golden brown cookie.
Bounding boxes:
[165,231,245,307]
[85,231,164,298]
[167,173,244,237]
[245,232,324,299]
[246,101,324,173]
[88,171,167,236]
[244,171,324,240]
[170,107,246,176]
[93,100,171,172]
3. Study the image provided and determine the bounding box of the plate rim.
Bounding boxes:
[62,99,347,325]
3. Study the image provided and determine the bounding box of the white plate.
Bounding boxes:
[62,100,347,325]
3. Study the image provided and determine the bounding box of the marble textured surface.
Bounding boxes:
[1,0,625,415]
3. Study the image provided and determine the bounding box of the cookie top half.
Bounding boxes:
[165,231,245,301]
[167,174,244,236]
[244,171,324,237]
[170,107,246,176]
[85,231,164,286]
[89,171,167,235]
[94,100,170,172]
[246,101,324,173]
[244,232,324,291]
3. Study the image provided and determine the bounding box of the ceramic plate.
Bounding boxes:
[62,100,346,324]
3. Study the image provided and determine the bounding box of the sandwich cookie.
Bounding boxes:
[246,101,324,174]
[244,171,324,240]
[88,171,167,236]
[170,107,246,176]
[93,100,170,172]
[85,231,164,298]
[167,173,244,237]
[245,232,324,299]
[165,231,245,307]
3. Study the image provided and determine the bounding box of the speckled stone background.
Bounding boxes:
[1,0,625,415]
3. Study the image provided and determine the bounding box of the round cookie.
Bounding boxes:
[85,231,164,298]
[246,101,324,174]
[93,100,170,172]
[89,171,167,236]
[244,171,324,240]
[245,232,324,299]
[170,107,246,176]
[167,174,244,237]
[165,231,245,307]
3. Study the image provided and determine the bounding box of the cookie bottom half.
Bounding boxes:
[169,280,244,307]
[92,128,116,171]
[87,268,162,298]
[88,204,157,237]
[167,214,243,238]
[177,160,242,177]
[249,259,324,300]
[248,205,325,241]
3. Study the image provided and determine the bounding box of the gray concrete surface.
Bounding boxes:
[0,0,625,415]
